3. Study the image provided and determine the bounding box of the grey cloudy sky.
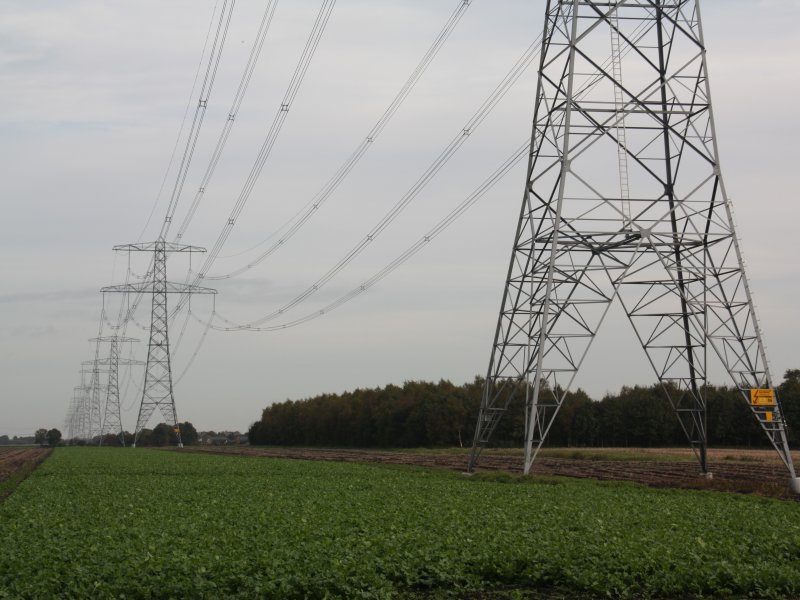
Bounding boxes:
[1,0,798,437]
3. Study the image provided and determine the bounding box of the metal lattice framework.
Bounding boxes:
[81,361,108,440]
[67,385,90,440]
[103,239,215,447]
[91,336,142,445]
[469,0,799,491]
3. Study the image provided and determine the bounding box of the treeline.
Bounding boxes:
[0,435,35,446]
[248,370,800,449]
[68,422,199,447]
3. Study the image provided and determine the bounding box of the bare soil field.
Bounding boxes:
[0,447,51,499]
[182,445,800,500]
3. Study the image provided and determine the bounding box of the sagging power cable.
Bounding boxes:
[184,0,337,287]
[174,0,281,242]
[160,0,237,240]
[202,138,530,332]
[206,0,474,278]
[201,8,662,332]
[203,36,541,328]
[112,0,239,336]
[137,0,225,243]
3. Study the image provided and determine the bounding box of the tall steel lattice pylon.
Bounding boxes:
[468,0,800,493]
[91,336,141,446]
[103,239,215,448]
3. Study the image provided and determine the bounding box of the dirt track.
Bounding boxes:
[181,446,799,500]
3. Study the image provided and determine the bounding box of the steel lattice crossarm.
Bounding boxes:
[112,241,208,253]
[468,0,799,494]
[101,282,216,295]
[92,357,146,366]
[80,362,111,374]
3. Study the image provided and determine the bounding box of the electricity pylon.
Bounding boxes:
[81,361,109,440]
[68,385,89,440]
[91,336,142,446]
[468,0,800,493]
[103,238,215,447]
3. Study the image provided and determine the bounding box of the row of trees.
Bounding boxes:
[63,422,199,447]
[248,370,800,449]
[0,434,36,446]
[63,424,248,447]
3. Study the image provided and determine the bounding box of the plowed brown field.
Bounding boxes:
[0,447,51,498]
[181,446,800,500]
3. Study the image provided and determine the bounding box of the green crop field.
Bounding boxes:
[1,448,799,599]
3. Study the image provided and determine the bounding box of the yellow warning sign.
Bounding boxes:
[750,388,776,407]
[766,412,774,422]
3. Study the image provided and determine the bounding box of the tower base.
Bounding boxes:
[790,477,800,495]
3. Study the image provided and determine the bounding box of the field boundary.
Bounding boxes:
[0,448,52,501]
[178,445,800,500]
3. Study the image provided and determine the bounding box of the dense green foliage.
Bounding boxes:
[1,448,799,599]
[248,371,800,449]
[91,421,199,447]
[33,428,47,445]
[45,428,61,446]
[0,435,35,446]
[249,379,483,448]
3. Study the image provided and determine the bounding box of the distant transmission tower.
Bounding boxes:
[469,0,799,493]
[67,385,88,440]
[103,239,215,447]
[81,361,109,440]
[91,336,141,446]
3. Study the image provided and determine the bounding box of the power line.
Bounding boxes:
[202,36,541,328]
[103,0,241,348]
[114,1,474,361]
[174,0,281,242]
[198,11,662,333]
[140,0,477,383]
[137,0,225,243]
[160,0,237,240]
[206,138,529,332]
[178,0,338,293]
[207,0,474,277]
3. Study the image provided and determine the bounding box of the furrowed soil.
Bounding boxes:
[182,445,800,500]
[0,447,51,499]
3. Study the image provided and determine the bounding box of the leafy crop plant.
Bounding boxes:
[0,448,798,599]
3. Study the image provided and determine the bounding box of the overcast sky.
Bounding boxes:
[1,0,799,438]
